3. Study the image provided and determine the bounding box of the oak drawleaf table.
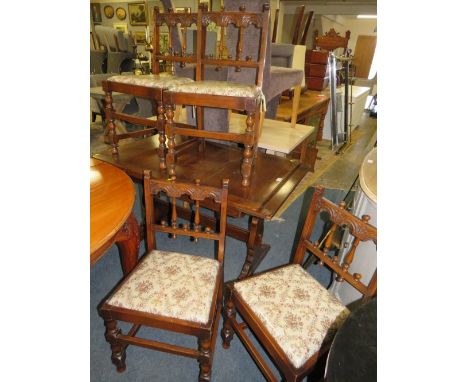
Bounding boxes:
[92,138,309,279]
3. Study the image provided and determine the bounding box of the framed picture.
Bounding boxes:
[175,7,191,13]
[199,1,210,10]
[104,5,114,19]
[128,2,148,26]
[116,7,127,21]
[90,3,102,23]
[134,31,147,45]
[113,23,128,34]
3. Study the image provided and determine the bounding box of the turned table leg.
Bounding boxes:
[115,213,140,275]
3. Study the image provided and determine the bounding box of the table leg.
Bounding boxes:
[115,213,140,275]
[238,216,270,280]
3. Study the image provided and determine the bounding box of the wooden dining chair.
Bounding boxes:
[313,28,351,54]
[163,4,270,187]
[99,171,229,382]
[100,9,198,166]
[221,186,377,381]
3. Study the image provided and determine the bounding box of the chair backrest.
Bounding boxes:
[143,170,229,266]
[152,4,270,89]
[152,7,198,74]
[293,186,377,300]
[314,28,351,55]
[224,0,271,92]
[197,4,270,88]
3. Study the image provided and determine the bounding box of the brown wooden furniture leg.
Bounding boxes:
[241,111,255,187]
[197,336,212,382]
[103,316,127,373]
[157,101,166,169]
[104,90,118,155]
[115,213,140,275]
[238,216,270,279]
[290,84,302,129]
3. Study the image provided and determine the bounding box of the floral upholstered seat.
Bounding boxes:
[108,73,194,88]
[168,80,264,100]
[233,264,350,369]
[107,250,220,324]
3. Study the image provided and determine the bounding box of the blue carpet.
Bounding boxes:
[91,185,348,381]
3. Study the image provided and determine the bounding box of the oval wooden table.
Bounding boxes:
[90,158,139,275]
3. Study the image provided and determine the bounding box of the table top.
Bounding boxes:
[92,138,309,220]
[360,148,377,204]
[168,112,315,155]
[90,159,135,263]
[336,85,370,99]
[276,90,330,122]
[326,298,377,382]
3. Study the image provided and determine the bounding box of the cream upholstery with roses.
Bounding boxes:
[107,250,220,325]
[233,264,350,369]
[168,80,264,100]
[108,73,194,88]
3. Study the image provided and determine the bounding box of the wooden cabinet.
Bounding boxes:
[304,49,329,91]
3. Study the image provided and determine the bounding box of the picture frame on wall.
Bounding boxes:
[134,31,147,45]
[113,23,128,34]
[128,2,148,26]
[116,7,127,21]
[90,3,102,23]
[104,5,114,19]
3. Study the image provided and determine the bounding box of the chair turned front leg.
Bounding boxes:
[165,104,176,179]
[198,337,212,382]
[241,112,255,187]
[221,288,236,349]
[103,317,126,373]
[157,101,166,169]
[104,90,119,156]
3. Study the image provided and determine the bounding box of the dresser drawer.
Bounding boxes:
[305,49,328,65]
[306,76,329,91]
[304,63,328,77]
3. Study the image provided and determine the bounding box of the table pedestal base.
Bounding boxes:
[114,213,140,275]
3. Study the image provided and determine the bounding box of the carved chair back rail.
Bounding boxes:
[153,6,269,87]
[221,185,377,381]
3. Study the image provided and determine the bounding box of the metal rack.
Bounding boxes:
[329,53,354,154]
